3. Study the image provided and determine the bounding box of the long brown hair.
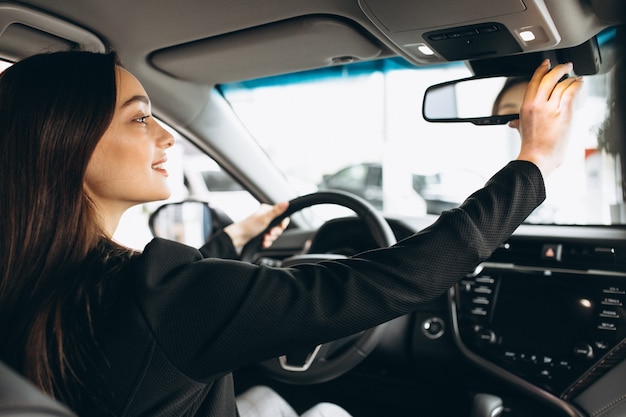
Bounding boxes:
[0,51,120,397]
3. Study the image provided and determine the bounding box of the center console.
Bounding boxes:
[449,231,626,415]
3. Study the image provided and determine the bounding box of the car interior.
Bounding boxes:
[0,0,625,416]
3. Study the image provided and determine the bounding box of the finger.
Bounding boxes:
[549,75,583,108]
[524,58,551,99]
[262,230,280,248]
[537,62,574,101]
[269,201,289,218]
[557,80,584,115]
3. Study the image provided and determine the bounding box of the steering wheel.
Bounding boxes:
[240,190,397,384]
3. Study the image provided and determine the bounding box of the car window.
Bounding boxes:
[220,48,620,227]
[327,165,369,188]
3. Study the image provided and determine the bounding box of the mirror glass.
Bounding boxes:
[149,201,215,247]
[422,76,530,124]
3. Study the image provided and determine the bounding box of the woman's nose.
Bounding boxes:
[155,121,175,148]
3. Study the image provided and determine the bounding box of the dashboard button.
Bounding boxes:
[573,343,594,359]
[541,356,553,365]
[542,243,562,261]
[472,296,490,305]
[475,327,497,344]
[475,276,495,284]
[538,369,552,379]
[601,297,623,306]
[603,286,625,295]
[471,307,488,316]
[422,317,445,339]
[599,309,620,318]
[597,322,617,331]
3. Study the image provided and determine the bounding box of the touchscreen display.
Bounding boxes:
[490,272,601,353]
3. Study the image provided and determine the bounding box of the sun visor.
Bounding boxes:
[0,3,105,61]
[150,16,384,85]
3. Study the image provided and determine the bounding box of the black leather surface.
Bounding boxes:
[0,362,76,417]
[574,358,626,417]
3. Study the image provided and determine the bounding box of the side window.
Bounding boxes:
[179,138,260,222]
[201,171,245,192]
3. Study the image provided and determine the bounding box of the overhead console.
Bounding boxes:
[449,228,626,416]
[357,0,608,65]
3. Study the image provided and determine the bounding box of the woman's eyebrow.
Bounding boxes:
[121,95,150,108]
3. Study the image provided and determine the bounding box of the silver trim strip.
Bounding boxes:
[278,344,322,372]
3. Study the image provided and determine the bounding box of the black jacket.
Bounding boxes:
[68,161,545,416]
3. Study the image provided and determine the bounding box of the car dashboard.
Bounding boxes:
[451,227,626,416]
[256,219,626,417]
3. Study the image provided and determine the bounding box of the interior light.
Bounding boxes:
[417,44,435,56]
[519,30,536,42]
[579,299,592,308]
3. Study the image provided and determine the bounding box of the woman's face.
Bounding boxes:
[84,67,174,218]
[494,82,528,130]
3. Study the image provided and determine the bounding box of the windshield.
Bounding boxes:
[220,51,621,226]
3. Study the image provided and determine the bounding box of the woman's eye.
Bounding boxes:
[135,115,150,124]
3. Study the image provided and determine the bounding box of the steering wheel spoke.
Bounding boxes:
[243,190,397,384]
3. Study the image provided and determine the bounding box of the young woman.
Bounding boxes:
[0,51,582,417]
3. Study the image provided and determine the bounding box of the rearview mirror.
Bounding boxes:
[422,75,530,125]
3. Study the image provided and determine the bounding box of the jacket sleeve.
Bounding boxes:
[132,160,545,381]
[198,230,239,259]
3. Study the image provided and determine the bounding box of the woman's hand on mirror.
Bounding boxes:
[516,59,584,177]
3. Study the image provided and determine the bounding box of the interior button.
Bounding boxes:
[573,343,594,359]
[519,353,537,364]
[597,322,617,331]
[599,309,620,319]
[475,327,497,344]
[475,276,495,284]
[603,286,625,295]
[601,297,623,306]
[541,243,563,261]
[538,369,552,379]
[472,297,490,305]
[471,307,488,316]
[422,317,445,339]
[474,286,492,294]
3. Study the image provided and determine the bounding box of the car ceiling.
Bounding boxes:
[4,0,621,99]
[0,0,623,201]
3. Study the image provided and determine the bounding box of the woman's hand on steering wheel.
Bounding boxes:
[224,201,290,250]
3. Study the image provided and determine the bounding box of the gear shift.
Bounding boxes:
[470,393,504,417]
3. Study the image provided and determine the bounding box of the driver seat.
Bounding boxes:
[0,361,76,417]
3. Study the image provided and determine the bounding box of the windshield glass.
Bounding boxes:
[220,47,621,226]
